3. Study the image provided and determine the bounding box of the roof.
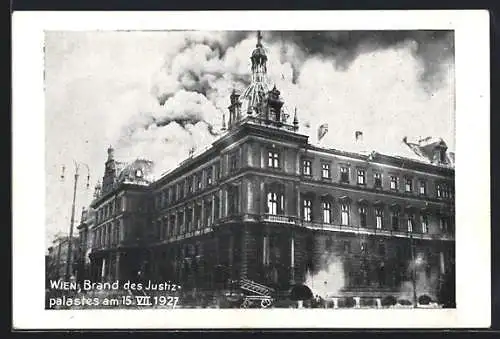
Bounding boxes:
[312,134,454,169]
[116,159,155,185]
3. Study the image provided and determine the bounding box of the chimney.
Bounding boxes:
[355,131,363,142]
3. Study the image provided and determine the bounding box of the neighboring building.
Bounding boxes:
[47,235,79,280]
[84,33,455,303]
[88,147,154,282]
[76,207,96,282]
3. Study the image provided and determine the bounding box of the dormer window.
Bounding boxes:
[433,143,448,164]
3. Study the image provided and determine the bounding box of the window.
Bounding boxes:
[268,151,280,168]
[419,180,426,195]
[205,200,212,226]
[178,211,185,234]
[195,174,202,191]
[187,177,193,194]
[440,216,449,233]
[206,167,213,186]
[442,184,451,198]
[178,183,184,199]
[322,200,332,224]
[322,163,331,179]
[161,191,167,208]
[214,164,220,181]
[407,215,414,232]
[302,160,312,176]
[436,184,442,197]
[169,215,176,236]
[421,215,429,233]
[390,176,398,190]
[391,210,400,230]
[341,204,349,225]
[267,192,283,215]
[357,169,366,185]
[374,173,382,188]
[214,195,220,220]
[186,207,193,232]
[303,199,312,222]
[229,152,239,173]
[405,178,413,192]
[359,207,367,227]
[340,167,349,183]
[375,208,383,229]
[227,185,239,215]
[194,204,201,229]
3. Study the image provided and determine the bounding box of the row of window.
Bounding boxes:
[92,222,122,249]
[264,190,451,233]
[302,197,451,233]
[266,150,453,198]
[155,164,221,210]
[153,195,221,241]
[96,197,122,223]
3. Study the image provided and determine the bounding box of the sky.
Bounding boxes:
[44,30,455,247]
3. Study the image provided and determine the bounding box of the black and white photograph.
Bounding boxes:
[12,11,490,329]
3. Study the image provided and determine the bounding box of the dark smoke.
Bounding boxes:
[266,30,454,86]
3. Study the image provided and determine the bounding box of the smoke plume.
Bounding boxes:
[399,252,440,302]
[304,252,345,298]
[108,30,454,178]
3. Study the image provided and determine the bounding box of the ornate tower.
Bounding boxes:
[101,145,117,194]
[225,31,297,132]
[228,89,242,129]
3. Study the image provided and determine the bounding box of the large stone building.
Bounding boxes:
[83,33,455,305]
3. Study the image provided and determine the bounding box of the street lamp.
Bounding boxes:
[61,161,90,280]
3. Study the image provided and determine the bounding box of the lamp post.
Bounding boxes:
[61,161,90,280]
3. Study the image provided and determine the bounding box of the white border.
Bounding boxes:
[12,10,491,329]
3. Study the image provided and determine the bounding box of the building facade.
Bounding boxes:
[83,33,455,303]
[46,235,80,280]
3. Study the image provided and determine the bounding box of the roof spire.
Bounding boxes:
[221,111,227,131]
[257,31,263,47]
[293,107,299,131]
